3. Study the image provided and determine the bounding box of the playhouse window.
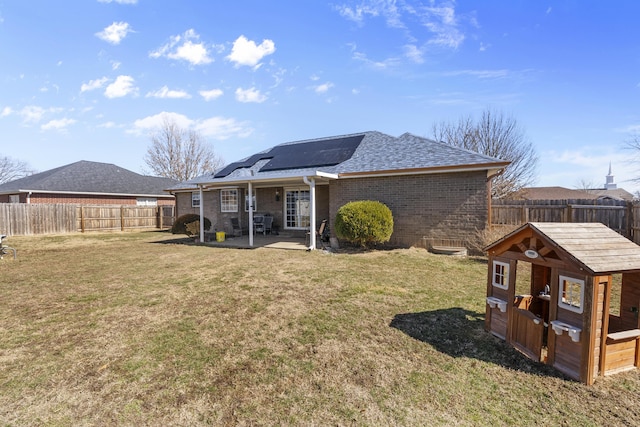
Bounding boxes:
[492,261,509,290]
[558,275,584,314]
[220,189,238,212]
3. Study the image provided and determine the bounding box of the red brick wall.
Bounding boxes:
[174,172,490,249]
[329,171,489,248]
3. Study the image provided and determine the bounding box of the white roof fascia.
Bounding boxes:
[201,170,338,189]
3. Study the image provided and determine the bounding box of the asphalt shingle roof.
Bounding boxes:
[171,131,508,190]
[0,161,177,197]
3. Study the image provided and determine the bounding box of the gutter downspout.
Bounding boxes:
[26,191,32,204]
[198,185,205,240]
[303,176,316,250]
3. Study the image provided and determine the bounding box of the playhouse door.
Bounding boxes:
[511,308,544,362]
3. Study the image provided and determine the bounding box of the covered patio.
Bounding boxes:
[200,231,319,251]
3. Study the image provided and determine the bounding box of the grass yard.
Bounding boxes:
[1,231,639,426]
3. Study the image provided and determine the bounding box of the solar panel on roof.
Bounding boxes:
[214,134,364,178]
[260,135,364,172]
[214,153,273,178]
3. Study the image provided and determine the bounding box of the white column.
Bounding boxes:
[198,186,204,240]
[248,182,254,247]
[304,177,316,250]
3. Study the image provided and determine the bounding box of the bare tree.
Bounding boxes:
[0,155,35,184]
[574,179,597,193]
[432,109,538,199]
[144,116,224,181]
[624,134,640,184]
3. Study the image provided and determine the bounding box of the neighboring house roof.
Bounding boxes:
[0,160,177,197]
[170,131,509,191]
[515,186,597,200]
[515,186,635,201]
[486,222,640,274]
[586,188,635,201]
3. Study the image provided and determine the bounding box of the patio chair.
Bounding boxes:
[306,219,329,249]
[253,214,264,234]
[261,215,273,235]
[230,217,243,237]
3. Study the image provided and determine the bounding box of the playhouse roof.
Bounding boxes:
[485,222,640,275]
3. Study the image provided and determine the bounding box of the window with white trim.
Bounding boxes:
[9,194,20,203]
[558,275,584,314]
[191,192,200,208]
[492,261,509,290]
[220,189,238,212]
[245,190,256,212]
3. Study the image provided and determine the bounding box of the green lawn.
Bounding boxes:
[0,231,638,426]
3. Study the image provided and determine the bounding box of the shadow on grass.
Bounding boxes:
[390,307,566,380]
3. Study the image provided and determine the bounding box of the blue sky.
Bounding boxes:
[1,0,639,192]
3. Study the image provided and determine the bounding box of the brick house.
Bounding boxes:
[168,131,509,250]
[0,160,176,206]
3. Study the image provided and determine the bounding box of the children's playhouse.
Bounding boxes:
[484,222,640,384]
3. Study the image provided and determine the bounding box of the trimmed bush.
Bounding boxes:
[334,200,393,248]
[171,214,211,236]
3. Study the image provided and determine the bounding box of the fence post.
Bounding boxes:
[120,206,125,231]
[80,206,85,232]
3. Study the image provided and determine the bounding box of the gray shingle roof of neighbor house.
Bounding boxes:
[169,131,510,190]
[0,160,178,197]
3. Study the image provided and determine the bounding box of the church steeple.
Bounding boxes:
[605,162,617,190]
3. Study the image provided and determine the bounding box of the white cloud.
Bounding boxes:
[314,82,334,94]
[1,107,13,117]
[541,148,640,192]
[337,0,466,63]
[335,3,382,25]
[111,60,121,70]
[352,49,401,70]
[19,105,46,123]
[403,44,424,63]
[226,35,275,68]
[132,112,193,134]
[146,86,191,99]
[235,87,267,103]
[131,111,253,140]
[421,4,465,48]
[150,29,213,66]
[196,117,253,140]
[41,118,76,131]
[80,77,109,92]
[96,22,132,45]
[199,88,224,101]
[104,75,137,98]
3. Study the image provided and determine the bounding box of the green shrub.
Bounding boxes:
[172,214,211,236]
[334,200,393,248]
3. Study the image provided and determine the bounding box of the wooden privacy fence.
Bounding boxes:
[0,204,174,236]
[491,198,640,243]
